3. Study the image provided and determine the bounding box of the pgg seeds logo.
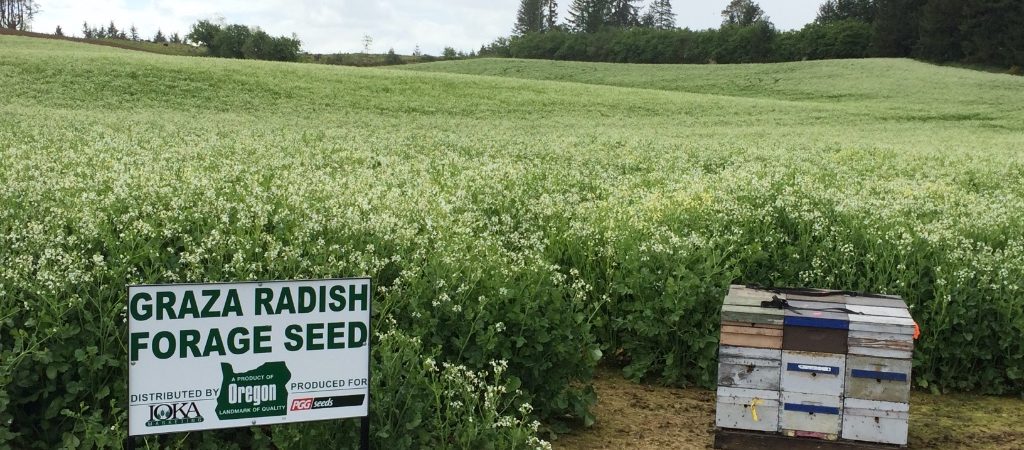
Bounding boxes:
[215,362,292,420]
[290,395,366,411]
[145,402,204,427]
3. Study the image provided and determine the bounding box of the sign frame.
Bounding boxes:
[123,277,373,450]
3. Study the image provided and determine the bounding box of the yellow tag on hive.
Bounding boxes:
[750,397,763,422]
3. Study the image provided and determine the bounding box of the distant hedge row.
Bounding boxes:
[480,18,1021,69]
[479,23,873,65]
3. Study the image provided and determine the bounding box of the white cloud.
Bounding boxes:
[31,1,825,56]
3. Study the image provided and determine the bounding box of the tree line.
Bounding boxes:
[0,0,37,30]
[78,21,182,44]
[488,0,1023,70]
[186,20,301,62]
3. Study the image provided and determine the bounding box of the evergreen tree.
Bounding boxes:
[607,0,640,27]
[721,0,767,26]
[643,0,676,29]
[106,21,118,38]
[514,0,545,35]
[170,32,181,44]
[872,0,924,56]
[54,25,63,36]
[816,0,877,24]
[153,28,166,43]
[129,24,139,41]
[916,0,966,61]
[82,21,92,38]
[544,0,559,31]
[568,0,609,32]
[960,0,1024,67]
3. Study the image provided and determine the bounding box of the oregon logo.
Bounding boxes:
[215,362,291,420]
[146,402,204,427]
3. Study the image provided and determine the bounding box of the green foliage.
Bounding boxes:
[188,20,300,62]
[187,20,221,49]
[916,0,968,62]
[504,0,1019,69]
[4,36,1024,447]
[960,0,1024,67]
[872,0,926,57]
[503,25,782,64]
[303,52,433,67]
[567,0,609,33]
[385,48,403,65]
[714,21,777,63]
[515,0,546,35]
[816,0,878,24]
[642,0,676,30]
[788,20,875,60]
[606,0,640,28]
[210,24,250,58]
[266,329,550,450]
[479,37,513,58]
[721,0,768,27]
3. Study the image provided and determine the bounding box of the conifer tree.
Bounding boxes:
[643,0,676,29]
[960,0,1024,67]
[568,0,609,32]
[607,0,639,27]
[544,0,559,31]
[916,0,966,61]
[872,0,924,56]
[514,0,545,35]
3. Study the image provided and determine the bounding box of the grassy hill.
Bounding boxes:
[396,57,1024,116]
[0,28,207,56]
[2,35,1024,448]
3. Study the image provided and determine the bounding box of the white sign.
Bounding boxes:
[127,278,371,436]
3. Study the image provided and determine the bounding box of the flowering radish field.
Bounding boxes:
[2,36,1024,449]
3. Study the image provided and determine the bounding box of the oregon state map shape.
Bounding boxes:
[216,362,292,420]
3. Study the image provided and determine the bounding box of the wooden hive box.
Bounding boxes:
[779,391,843,439]
[718,346,782,391]
[780,350,846,396]
[844,355,912,403]
[721,286,784,349]
[782,300,850,354]
[841,398,910,445]
[716,387,781,433]
[846,303,915,360]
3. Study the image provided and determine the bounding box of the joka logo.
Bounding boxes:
[145,402,204,427]
[215,362,292,421]
[290,395,366,412]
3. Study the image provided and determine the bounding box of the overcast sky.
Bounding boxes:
[32,0,825,55]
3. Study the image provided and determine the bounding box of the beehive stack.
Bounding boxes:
[715,285,915,447]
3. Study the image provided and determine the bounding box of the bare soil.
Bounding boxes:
[555,369,1024,450]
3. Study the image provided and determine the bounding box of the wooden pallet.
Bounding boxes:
[714,429,901,450]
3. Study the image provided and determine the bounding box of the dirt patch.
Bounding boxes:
[555,369,1024,450]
